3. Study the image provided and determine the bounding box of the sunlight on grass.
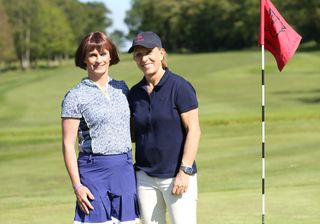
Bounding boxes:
[0,50,319,223]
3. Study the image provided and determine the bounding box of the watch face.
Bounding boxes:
[181,166,193,175]
[186,167,193,174]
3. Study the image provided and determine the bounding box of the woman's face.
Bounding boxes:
[133,46,164,76]
[84,48,110,77]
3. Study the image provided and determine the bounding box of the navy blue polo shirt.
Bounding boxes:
[128,69,198,178]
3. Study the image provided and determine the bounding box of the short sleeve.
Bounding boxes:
[61,90,82,118]
[175,80,198,113]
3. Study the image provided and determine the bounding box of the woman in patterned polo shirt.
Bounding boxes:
[61,32,139,224]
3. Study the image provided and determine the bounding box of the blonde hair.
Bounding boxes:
[161,48,168,69]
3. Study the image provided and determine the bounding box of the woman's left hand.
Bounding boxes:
[75,185,95,215]
[172,170,190,195]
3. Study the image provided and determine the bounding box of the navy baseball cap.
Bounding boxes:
[128,31,162,53]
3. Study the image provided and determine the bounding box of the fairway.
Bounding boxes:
[0,50,319,223]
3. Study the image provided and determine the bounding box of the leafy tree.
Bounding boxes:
[3,0,112,69]
[125,0,260,52]
[53,0,89,45]
[124,0,182,51]
[84,2,112,34]
[0,0,16,63]
[3,0,39,69]
[3,0,75,68]
[274,0,320,47]
[54,0,112,45]
[110,30,126,51]
[125,0,317,52]
[36,0,75,62]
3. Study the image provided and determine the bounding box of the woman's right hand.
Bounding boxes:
[75,185,95,215]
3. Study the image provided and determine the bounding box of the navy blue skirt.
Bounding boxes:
[74,152,140,224]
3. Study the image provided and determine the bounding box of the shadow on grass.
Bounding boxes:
[272,89,320,104]
[273,89,320,95]
[298,97,320,104]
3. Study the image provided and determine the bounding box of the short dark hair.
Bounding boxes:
[75,31,120,70]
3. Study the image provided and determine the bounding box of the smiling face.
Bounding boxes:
[133,46,165,77]
[84,48,110,78]
[75,32,119,71]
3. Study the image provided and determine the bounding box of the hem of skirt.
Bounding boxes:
[74,217,140,224]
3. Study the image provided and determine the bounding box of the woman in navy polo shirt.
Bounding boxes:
[61,32,139,224]
[128,31,201,224]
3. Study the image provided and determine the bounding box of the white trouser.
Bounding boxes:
[136,170,198,224]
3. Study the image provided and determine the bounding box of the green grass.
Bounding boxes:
[0,50,319,223]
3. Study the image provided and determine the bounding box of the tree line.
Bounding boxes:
[1,0,319,70]
[125,0,320,52]
[0,0,112,70]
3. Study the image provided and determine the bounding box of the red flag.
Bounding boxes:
[259,0,302,71]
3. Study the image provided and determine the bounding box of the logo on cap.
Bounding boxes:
[135,34,144,42]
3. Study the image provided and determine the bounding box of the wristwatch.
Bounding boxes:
[180,165,193,175]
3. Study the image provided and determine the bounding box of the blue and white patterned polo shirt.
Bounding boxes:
[61,77,132,155]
